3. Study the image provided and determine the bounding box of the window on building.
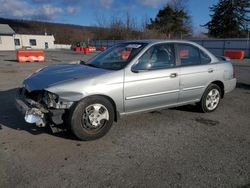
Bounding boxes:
[29,39,37,46]
[14,39,20,46]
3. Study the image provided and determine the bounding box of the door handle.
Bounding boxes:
[170,73,178,78]
[208,68,214,73]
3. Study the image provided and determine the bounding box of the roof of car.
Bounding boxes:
[123,39,194,45]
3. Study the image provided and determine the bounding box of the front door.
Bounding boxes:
[124,43,180,113]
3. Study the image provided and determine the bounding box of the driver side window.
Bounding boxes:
[133,43,176,71]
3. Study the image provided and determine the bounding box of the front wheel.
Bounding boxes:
[198,84,221,113]
[69,96,114,141]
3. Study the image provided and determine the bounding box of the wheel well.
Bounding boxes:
[83,95,119,122]
[211,81,224,98]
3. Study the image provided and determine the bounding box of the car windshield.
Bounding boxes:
[85,43,147,70]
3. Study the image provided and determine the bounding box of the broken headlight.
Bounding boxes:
[43,91,73,109]
[43,91,59,107]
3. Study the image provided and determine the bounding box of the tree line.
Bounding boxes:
[1,0,249,44]
[204,0,250,38]
[93,0,250,40]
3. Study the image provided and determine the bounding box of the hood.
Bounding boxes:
[23,64,110,91]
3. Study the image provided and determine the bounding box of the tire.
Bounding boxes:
[198,84,222,113]
[69,96,114,141]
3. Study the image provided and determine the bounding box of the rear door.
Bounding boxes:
[177,43,215,102]
[124,43,180,113]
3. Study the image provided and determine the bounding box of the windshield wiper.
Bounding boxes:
[79,60,86,65]
[83,63,100,68]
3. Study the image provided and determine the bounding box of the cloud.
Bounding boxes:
[0,0,74,20]
[140,0,168,8]
[99,0,114,9]
[66,6,80,15]
[0,0,167,22]
[63,0,82,5]
[39,5,63,20]
[31,0,52,3]
[0,0,36,17]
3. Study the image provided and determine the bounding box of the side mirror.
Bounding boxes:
[131,60,150,73]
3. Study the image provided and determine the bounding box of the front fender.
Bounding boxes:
[50,91,84,102]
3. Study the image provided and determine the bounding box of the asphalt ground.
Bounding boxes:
[0,50,249,188]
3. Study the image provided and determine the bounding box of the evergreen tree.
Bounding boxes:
[204,0,250,38]
[146,2,192,38]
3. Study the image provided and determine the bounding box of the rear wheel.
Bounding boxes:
[198,84,221,113]
[69,96,114,141]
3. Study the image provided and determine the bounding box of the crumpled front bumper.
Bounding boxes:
[16,87,68,127]
[15,89,48,127]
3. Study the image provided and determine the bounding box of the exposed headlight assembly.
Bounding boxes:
[43,91,59,107]
[43,91,73,109]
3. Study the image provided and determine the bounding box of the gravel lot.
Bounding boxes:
[0,50,250,188]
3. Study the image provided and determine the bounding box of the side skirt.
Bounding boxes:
[119,99,200,116]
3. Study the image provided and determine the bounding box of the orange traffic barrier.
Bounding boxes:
[17,50,45,63]
[121,51,131,60]
[179,50,189,57]
[74,47,81,52]
[83,47,89,55]
[88,46,96,52]
[224,50,245,60]
[99,47,107,51]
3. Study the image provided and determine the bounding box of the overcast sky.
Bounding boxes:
[0,0,218,31]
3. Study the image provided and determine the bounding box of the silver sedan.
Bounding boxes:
[16,40,236,140]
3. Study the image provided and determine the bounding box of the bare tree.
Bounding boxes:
[93,12,142,40]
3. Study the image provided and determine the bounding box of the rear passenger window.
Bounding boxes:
[177,44,211,66]
[200,50,211,64]
[177,44,200,66]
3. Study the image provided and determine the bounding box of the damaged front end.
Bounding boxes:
[16,87,74,128]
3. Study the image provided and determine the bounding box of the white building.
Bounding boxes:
[0,24,55,51]
[0,24,15,51]
[14,34,55,50]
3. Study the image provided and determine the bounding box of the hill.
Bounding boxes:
[0,17,98,44]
